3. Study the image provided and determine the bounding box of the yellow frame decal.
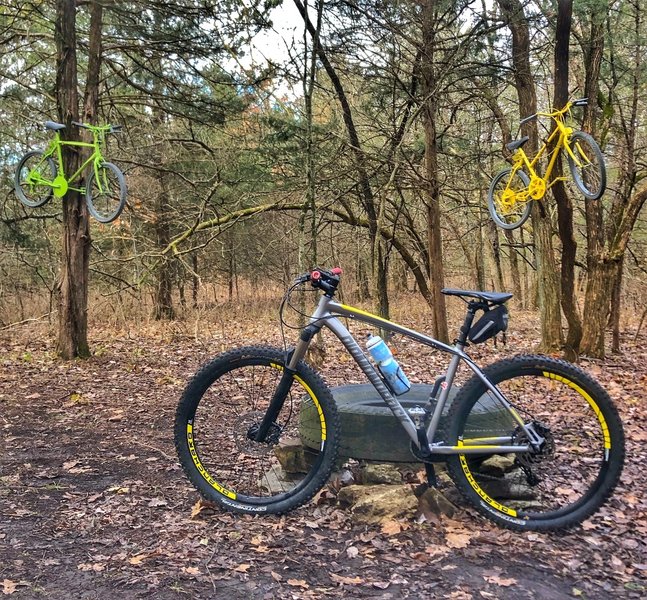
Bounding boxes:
[542,372,611,449]
[294,374,326,441]
[337,303,398,327]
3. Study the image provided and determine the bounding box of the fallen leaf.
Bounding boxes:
[287,579,309,589]
[77,563,105,572]
[270,571,282,582]
[190,498,217,518]
[183,567,200,576]
[2,580,16,595]
[445,531,472,549]
[330,573,363,585]
[346,546,359,559]
[128,553,152,565]
[484,574,517,587]
[380,519,403,535]
[234,563,251,573]
[147,497,168,508]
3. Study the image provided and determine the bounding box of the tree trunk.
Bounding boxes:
[56,0,91,359]
[487,222,505,292]
[153,176,175,320]
[191,253,199,308]
[552,0,582,353]
[503,229,522,302]
[421,0,448,343]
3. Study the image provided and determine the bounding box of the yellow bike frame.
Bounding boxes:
[507,101,582,201]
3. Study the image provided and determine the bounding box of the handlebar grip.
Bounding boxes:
[572,98,588,107]
[110,125,123,133]
[72,121,91,129]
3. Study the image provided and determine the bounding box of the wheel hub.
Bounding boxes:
[235,412,282,456]
[515,422,555,468]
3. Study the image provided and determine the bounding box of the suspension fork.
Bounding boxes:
[251,298,328,443]
[251,350,297,442]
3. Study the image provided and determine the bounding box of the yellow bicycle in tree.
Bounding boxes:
[488,98,606,230]
[14,120,127,224]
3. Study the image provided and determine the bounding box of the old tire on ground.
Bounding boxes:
[300,384,457,462]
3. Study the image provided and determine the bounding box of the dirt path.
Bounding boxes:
[1,325,645,599]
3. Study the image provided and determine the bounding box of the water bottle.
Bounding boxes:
[366,334,411,396]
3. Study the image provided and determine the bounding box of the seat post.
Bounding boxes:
[456,301,485,347]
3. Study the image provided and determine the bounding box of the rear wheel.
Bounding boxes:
[14,150,57,208]
[487,168,532,230]
[174,346,340,514]
[446,356,624,531]
[86,162,127,223]
[567,131,606,200]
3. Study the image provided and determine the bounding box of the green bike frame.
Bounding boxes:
[35,124,113,197]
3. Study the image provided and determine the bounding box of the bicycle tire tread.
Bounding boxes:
[174,345,340,515]
[445,355,624,531]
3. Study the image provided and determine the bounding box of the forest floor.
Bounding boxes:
[1,303,646,599]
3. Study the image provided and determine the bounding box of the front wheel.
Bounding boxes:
[567,131,606,200]
[174,346,340,514]
[86,162,127,223]
[14,150,57,208]
[446,356,624,531]
[487,168,532,230]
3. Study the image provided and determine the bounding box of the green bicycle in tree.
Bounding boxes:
[14,120,127,224]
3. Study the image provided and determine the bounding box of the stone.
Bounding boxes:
[418,486,458,519]
[273,438,313,474]
[361,463,403,485]
[337,484,418,523]
[477,454,516,476]
[480,470,536,500]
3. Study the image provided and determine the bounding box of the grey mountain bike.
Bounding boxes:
[175,268,624,531]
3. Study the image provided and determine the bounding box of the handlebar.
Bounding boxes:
[519,97,588,125]
[72,121,122,134]
[295,267,343,296]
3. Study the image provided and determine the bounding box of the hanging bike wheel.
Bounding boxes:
[567,131,606,200]
[487,169,532,230]
[14,150,57,208]
[174,346,340,514]
[446,355,624,531]
[86,162,127,223]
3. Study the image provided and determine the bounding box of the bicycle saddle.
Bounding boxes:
[441,289,513,304]
[506,136,529,152]
[44,121,66,131]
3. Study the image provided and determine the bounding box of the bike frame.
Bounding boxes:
[505,102,588,196]
[277,294,543,457]
[32,127,109,195]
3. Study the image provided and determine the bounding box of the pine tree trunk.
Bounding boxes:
[56,0,91,359]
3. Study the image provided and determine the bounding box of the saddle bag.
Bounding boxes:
[468,305,509,344]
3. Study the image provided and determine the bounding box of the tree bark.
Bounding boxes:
[580,2,646,357]
[56,0,91,359]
